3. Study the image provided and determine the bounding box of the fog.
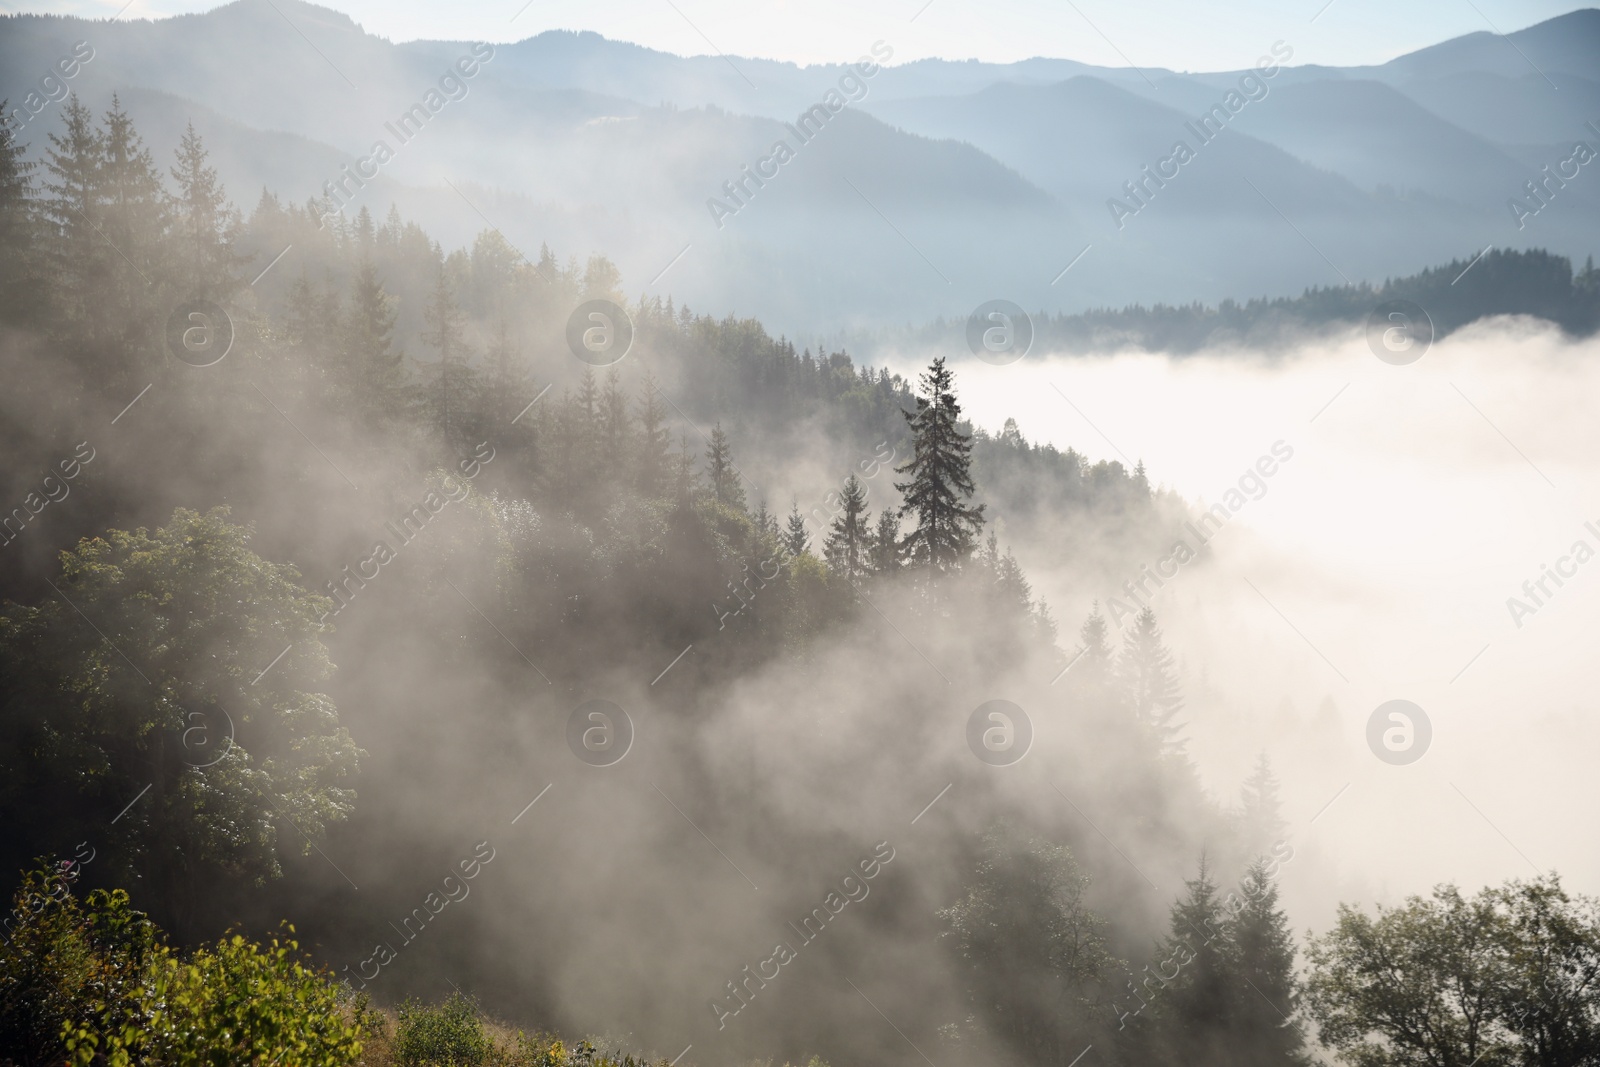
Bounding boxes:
[884,318,1600,928]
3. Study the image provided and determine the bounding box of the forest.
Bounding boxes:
[835,247,1600,359]
[1,97,1598,1067]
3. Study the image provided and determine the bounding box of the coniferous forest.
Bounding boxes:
[1,75,1599,1067]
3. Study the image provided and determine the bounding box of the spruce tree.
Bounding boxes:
[342,259,401,417]
[1152,857,1234,1067]
[1238,754,1287,859]
[1119,606,1185,752]
[784,501,810,558]
[42,96,103,330]
[1076,602,1113,688]
[422,263,469,447]
[823,474,872,579]
[894,357,985,571]
[1225,859,1307,1066]
[169,121,240,296]
[635,371,671,498]
[601,369,630,483]
[705,423,746,511]
[0,103,41,328]
[870,508,900,575]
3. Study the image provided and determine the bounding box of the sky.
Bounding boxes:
[21,0,1591,70]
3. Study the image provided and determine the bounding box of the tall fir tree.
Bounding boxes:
[0,103,41,328]
[1119,606,1185,752]
[169,121,240,297]
[422,262,469,447]
[870,508,900,575]
[1151,857,1234,1067]
[823,474,872,579]
[341,259,402,418]
[894,357,985,571]
[1225,859,1308,1066]
[42,96,104,334]
[635,371,671,498]
[705,423,746,512]
[600,369,631,483]
[784,501,810,558]
[1237,754,1287,860]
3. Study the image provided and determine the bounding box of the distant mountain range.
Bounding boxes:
[2,2,1597,332]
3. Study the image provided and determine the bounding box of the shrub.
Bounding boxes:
[395,992,493,1066]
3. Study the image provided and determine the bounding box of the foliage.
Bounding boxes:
[894,357,985,571]
[1305,874,1600,1067]
[395,992,493,1066]
[1,862,367,1067]
[0,507,362,923]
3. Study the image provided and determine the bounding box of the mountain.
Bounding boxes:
[2,0,1596,331]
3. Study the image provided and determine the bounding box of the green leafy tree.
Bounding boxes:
[940,823,1115,1064]
[1306,883,1514,1067]
[895,357,984,571]
[0,508,363,931]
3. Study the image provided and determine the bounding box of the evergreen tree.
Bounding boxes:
[0,104,41,327]
[341,259,401,417]
[422,262,469,446]
[42,96,104,331]
[1076,602,1113,689]
[1238,754,1287,859]
[870,508,900,575]
[169,121,239,296]
[894,357,985,571]
[753,498,781,542]
[784,501,810,558]
[635,371,671,498]
[705,423,746,511]
[1226,859,1308,1066]
[823,474,872,580]
[1119,606,1185,751]
[600,369,631,482]
[1151,857,1234,1067]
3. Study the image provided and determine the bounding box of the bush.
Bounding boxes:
[395,993,493,1066]
[0,861,156,1065]
[0,861,368,1065]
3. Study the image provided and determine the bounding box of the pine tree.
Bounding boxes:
[823,474,872,579]
[894,357,985,571]
[42,97,104,329]
[600,369,630,482]
[0,103,41,328]
[1076,602,1113,688]
[1151,857,1234,1066]
[1119,606,1185,751]
[1225,859,1307,1065]
[784,501,810,558]
[422,263,469,446]
[870,508,899,575]
[340,259,402,418]
[753,498,780,541]
[635,371,671,498]
[1238,754,1287,860]
[705,423,746,511]
[169,121,240,296]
